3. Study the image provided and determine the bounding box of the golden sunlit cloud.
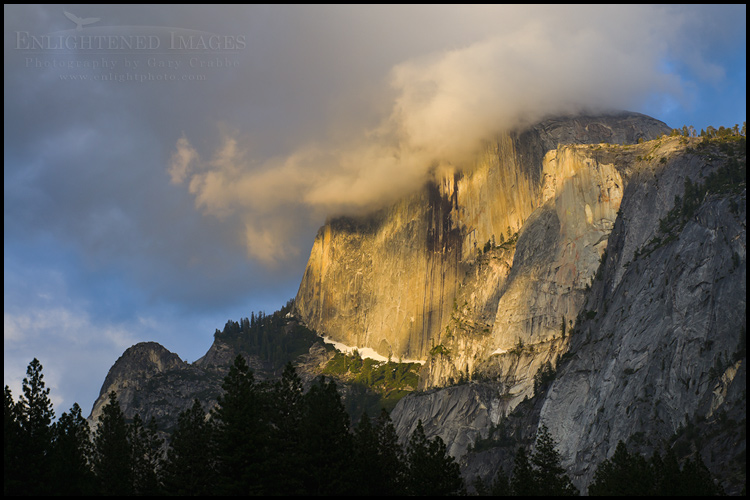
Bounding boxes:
[168,6,704,266]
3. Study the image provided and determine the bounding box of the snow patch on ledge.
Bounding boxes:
[319,335,425,365]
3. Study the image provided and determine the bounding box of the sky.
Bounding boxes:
[4,4,746,417]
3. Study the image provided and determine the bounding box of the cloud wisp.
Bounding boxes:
[169,5,699,265]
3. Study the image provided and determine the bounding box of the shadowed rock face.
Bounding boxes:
[538,144,747,490]
[88,342,193,427]
[294,111,670,376]
[87,339,265,431]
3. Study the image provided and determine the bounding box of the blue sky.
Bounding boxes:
[4,5,746,417]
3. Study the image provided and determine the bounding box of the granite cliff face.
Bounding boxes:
[295,115,745,492]
[538,138,747,490]
[295,112,669,397]
[395,134,745,493]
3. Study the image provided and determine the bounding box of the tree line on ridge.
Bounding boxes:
[5,354,725,495]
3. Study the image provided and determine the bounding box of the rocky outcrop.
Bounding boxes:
[87,342,227,430]
[88,331,287,431]
[88,326,344,431]
[390,382,509,458]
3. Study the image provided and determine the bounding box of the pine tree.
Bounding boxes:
[300,377,355,495]
[475,468,511,496]
[531,424,579,495]
[212,354,266,495]
[50,402,96,495]
[405,420,432,494]
[129,414,163,495]
[489,469,511,495]
[352,409,405,495]
[15,358,56,495]
[651,447,682,495]
[262,362,305,495]
[511,446,536,496]
[473,475,491,495]
[375,408,406,494]
[679,454,723,496]
[590,442,721,496]
[405,420,464,495]
[353,412,380,495]
[4,385,24,495]
[588,440,652,495]
[650,447,722,496]
[163,399,217,495]
[93,391,133,495]
[405,420,431,494]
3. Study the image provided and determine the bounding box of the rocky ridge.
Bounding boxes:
[88,341,225,431]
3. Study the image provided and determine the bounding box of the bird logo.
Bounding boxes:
[64,11,100,31]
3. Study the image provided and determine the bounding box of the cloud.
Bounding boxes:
[6,4,742,276]
[169,5,708,264]
[168,132,320,265]
[168,136,198,185]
